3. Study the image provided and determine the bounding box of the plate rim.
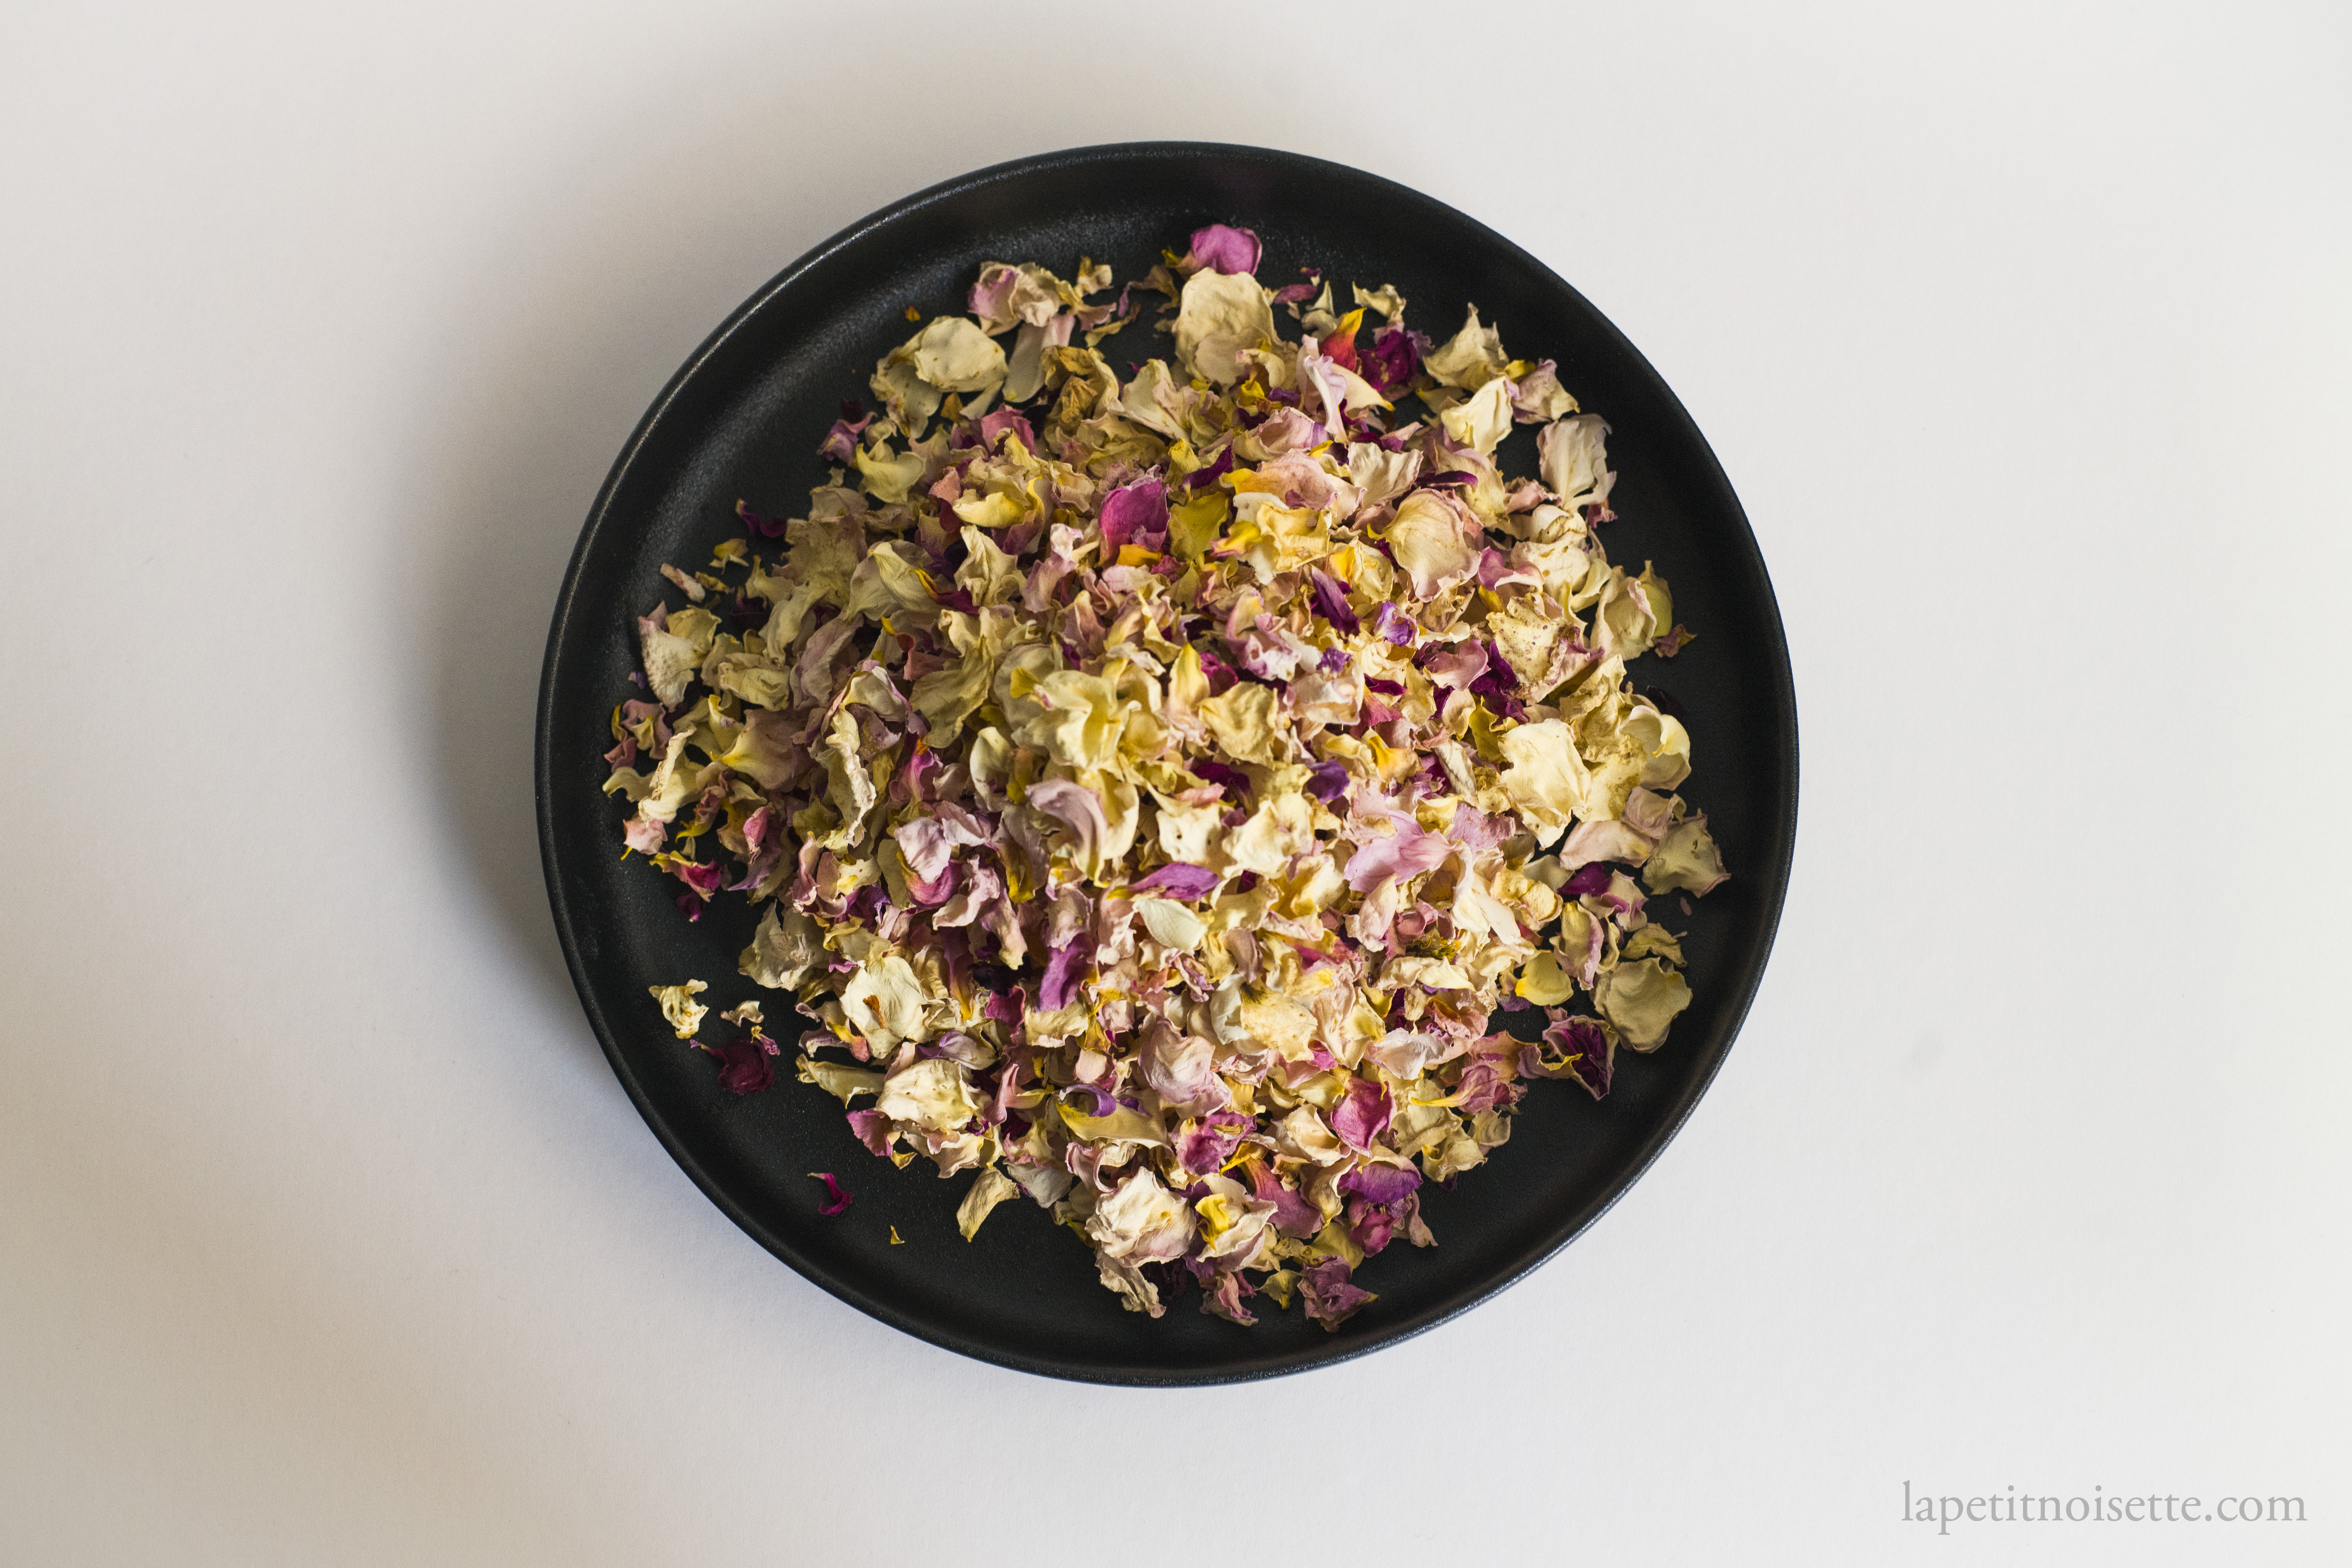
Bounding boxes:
[535,139,1799,1385]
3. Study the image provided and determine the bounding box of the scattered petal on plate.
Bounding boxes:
[808,1172,854,1217]
[648,980,708,1040]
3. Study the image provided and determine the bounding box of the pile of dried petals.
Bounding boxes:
[607,226,1727,1330]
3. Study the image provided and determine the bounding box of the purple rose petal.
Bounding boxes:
[1300,1258,1376,1331]
[1307,568,1360,634]
[713,1035,774,1095]
[1131,861,1221,901]
[1039,942,1090,1010]
[1099,478,1170,551]
[1338,1163,1422,1206]
[808,1171,853,1216]
[1186,223,1262,276]
[1329,1076,1393,1152]
[1563,863,1616,898]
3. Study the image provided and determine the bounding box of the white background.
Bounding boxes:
[3,2,2346,1563]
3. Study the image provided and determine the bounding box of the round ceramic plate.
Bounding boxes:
[536,142,1796,1385]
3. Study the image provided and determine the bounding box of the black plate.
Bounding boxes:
[536,142,1797,1385]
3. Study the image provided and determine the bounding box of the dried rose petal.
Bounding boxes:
[713,1035,774,1095]
[1184,223,1262,276]
[808,1171,854,1216]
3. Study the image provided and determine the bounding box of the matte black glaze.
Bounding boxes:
[535,143,1797,1384]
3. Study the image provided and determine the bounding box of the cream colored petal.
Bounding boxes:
[956,1168,1022,1240]
[797,1057,886,1106]
[648,980,708,1040]
[1424,304,1508,389]
[1438,375,1516,455]
[907,316,1008,392]
[1595,958,1692,1050]
[1644,814,1728,896]
[1135,896,1208,952]
[1174,269,1276,385]
[1385,490,1483,599]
